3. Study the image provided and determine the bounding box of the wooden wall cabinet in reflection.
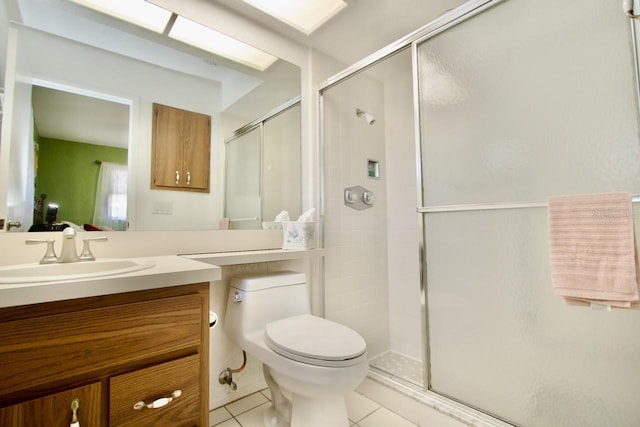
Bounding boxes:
[151,103,211,193]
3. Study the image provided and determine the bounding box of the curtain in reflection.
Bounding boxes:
[93,162,127,231]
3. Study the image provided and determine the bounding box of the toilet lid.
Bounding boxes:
[264,314,366,367]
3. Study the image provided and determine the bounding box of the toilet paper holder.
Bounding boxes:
[209,311,218,328]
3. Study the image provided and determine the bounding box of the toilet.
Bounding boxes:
[224,271,368,427]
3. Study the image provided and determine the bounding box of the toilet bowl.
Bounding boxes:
[224,271,368,427]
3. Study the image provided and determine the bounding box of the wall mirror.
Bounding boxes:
[0,0,302,232]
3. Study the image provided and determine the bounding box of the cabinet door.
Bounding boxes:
[110,354,200,427]
[151,103,210,192]
[0,382,102,427]
[182,110,211,192]
[152,103,184,189]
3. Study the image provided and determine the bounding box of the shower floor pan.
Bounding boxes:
[370,350,423,388]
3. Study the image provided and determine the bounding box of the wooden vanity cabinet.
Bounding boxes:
[0,283,209,427]
[151,103,211,193]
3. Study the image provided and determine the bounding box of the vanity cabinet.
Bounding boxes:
[151,103,211,193]
[0,283,209,427]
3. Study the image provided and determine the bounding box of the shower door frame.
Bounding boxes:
[318,0,508,419]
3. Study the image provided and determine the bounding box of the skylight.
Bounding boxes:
[68,0,279,72]
[168,17,278,72]
[242,0,347,35]
[69,0,172,33]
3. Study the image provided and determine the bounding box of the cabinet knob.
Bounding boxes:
[69,398,80,427]
[133,389,182,410]
[175,170,180,184]
[186,171,191,185]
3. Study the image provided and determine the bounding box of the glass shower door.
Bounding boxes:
[417,0,640,426]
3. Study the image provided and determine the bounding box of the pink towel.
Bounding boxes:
[547,192,640,308]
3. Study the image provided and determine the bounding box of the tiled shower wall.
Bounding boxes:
[323,72,390,358]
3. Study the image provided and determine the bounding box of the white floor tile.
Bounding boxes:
[210,407,233,426]
[225,392,269,416]
[346,391,380,423]
[235,402,271,427]
[260,388,272,401]
[213,418,241,427]
[359,407,417,427]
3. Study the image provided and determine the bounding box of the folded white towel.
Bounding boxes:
[547,192,640,308]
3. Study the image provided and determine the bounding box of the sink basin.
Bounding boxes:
[0,258,156,284]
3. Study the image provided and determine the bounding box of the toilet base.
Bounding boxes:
[263,365,291,427]
[262,365,351,427]
[290,393,349,427]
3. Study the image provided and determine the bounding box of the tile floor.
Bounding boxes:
[209,389,417,427]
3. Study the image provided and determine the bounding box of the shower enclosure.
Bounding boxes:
[320,0,640,426]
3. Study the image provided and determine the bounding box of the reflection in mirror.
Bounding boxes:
[30,86,130,232]
[225,99,301,230]
[0,0,301,232]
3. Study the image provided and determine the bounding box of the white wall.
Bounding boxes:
[5,81,33,228]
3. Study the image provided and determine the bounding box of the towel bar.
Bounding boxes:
[418,195,640,214]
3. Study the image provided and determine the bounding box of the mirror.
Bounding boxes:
[0,0,301,232]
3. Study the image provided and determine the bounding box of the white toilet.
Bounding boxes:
[224,271,368,427]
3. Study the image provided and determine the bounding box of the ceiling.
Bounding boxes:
[211,0,467,66]
[32,86,130,149]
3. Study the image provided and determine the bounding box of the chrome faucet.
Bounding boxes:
[58,227,80,263]
[26,228,108,264]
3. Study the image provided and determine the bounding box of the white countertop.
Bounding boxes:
[0,255,221,308]
[183,248,324,266]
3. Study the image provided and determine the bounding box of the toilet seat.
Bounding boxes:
[264,314,367,367]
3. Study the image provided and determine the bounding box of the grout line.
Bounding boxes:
[357,407,381,425]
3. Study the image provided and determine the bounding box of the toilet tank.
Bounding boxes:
[225,271,311,343]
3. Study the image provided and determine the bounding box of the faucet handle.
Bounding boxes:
[25,239,58,264]
[80,236,108,261]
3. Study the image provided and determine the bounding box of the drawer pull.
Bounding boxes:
[70,398,80,427]
[133,390,182,411]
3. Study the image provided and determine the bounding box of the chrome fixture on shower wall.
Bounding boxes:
[355,108,376,124]
[344,185,375,210]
